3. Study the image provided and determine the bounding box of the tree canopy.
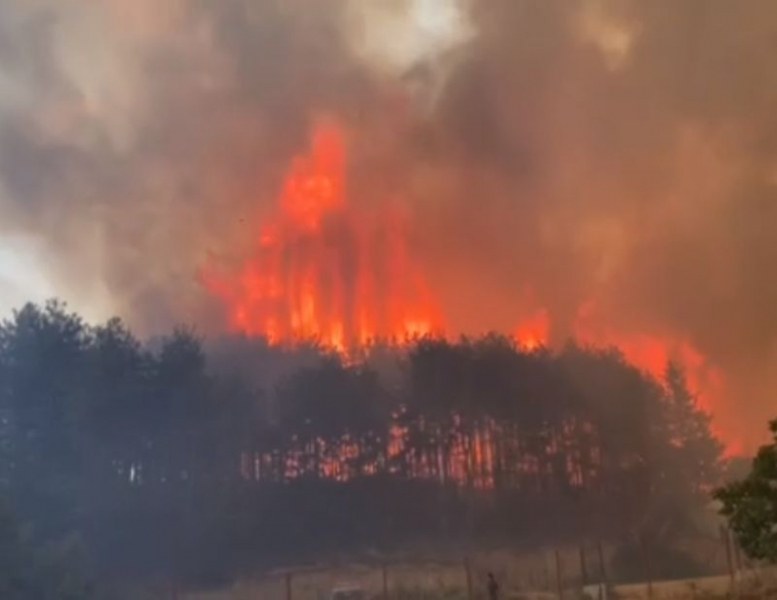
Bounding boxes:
[0,300,725,587]
[715,420,777,562]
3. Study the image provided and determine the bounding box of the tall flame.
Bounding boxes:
[202,120,443,351]
[203,120,737,453]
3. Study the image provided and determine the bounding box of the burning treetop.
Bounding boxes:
[203,120,443,352]
[203,120,733,452]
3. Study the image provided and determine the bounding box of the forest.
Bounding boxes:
[0,300,724,592]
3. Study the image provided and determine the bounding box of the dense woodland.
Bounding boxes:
[0,300,724,589]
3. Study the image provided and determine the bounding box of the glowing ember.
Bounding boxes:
[203,120,443,350]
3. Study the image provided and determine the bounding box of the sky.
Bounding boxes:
[0,234,53,314]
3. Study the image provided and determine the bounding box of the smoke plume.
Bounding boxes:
[1,0,776,447]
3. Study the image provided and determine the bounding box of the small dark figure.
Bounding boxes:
[487,572,499,600]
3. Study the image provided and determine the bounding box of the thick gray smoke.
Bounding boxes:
[0,0,776,446]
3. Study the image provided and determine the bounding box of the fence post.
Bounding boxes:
[731,529,743,576]
[382,563,388,600]
[597,541,608,588]
[721,525,735,587]
[554,549,563,600]
[285,571,293,600]
[640,536,653,598]
[464,557,473,600]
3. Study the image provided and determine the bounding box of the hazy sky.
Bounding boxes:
[0,235,52,315]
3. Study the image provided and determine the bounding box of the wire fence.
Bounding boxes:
[185,528,777,600]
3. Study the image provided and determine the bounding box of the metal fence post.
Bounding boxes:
[285,571,292,600]
[731,529,743,575]
[464,557,473,600]
[721,525,735,587]
[597,541,608,588]
[554,549,563,600]
[640,536,653,598]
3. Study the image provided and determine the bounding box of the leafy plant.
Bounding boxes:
[715,420,777,562]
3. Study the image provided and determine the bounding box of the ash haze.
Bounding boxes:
[0,0,776,448]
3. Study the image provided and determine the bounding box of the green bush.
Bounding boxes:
[715,420,777,563]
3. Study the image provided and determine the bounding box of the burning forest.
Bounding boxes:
[0,0,772,453]
[200,115,732,452]
[0,0,776,595]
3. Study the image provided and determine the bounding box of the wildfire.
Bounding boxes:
[202,120,443,351]
[514,308,550,351]
[203,120,738,454]
[508,299,735,451]
[573,301,735,452]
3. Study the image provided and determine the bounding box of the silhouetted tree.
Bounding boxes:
[0,300,726,587]
[716,419,777,562]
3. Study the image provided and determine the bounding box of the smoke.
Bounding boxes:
[0,0,776,446]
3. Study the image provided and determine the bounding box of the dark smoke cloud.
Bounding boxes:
[0,0,376,327]
[0,0,776,444]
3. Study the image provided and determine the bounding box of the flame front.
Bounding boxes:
[203,120,442,351]
[511,301,734,450]
[574,306,732,452]
[203,120,737,453]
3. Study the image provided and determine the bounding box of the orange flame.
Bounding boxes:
[573,301,735,454]
[507,301,737,453]
[203,120,739,455]
[202,120,443,351]
[514,308,550,351]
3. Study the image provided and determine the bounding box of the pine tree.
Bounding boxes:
[662,362,723,495]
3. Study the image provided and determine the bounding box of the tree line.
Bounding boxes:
[0,300,724,590]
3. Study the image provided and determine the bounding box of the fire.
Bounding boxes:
[506,300,736,453]
[202,120,443,351]
[573,301,735,453]
[203,120,738,454]
[514,308,550,351]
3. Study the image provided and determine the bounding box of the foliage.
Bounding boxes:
[0,499,30,597]
[0,499,94,599]
[0,300,726,588]
[715,420,777,562]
